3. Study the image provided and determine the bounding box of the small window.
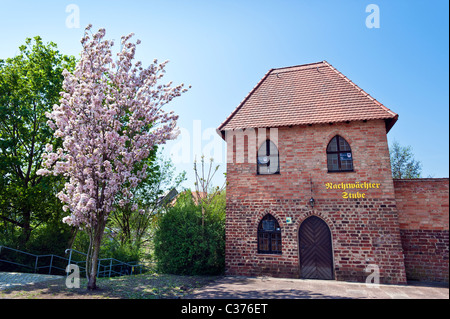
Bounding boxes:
[257,140,279,175]
[257,214,282,254]
[327,135,353,172]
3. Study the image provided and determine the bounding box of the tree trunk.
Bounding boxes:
[67,227,78,251]
[87,227,104,290]
[19,208,32,248]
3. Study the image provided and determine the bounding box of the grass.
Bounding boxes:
[0,273,221,299]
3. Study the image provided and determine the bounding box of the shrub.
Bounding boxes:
[153,190,225,275]
[25,222,73,256]
[100,238,141,264]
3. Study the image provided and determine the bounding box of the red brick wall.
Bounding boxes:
[225,120,407,284]
[394,179,449,282]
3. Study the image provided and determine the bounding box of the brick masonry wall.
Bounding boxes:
[394,179,449,282]
[225,120,407,284]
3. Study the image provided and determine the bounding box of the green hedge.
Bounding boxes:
[153,191,225,275]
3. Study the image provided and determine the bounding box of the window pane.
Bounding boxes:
[327,136,353,172]
[271,233,282,253]
[258,164,271,174]
[340,156,353,170]
[258,142,268,157]
[257,156,269,165]
[259,233,269,252]
[258,215,282,254]
[327,153,339,171]
[269,141,278,155]
[257,140,279,174]
[327,137,338,152]
[339,137,351,152]
[268,154,279,173]
[262,220,275,231]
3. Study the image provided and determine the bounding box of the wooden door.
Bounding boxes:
[299,216,334,280]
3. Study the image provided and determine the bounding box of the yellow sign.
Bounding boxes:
[325,182,381,199]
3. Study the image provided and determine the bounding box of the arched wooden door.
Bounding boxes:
[298,216,334,280]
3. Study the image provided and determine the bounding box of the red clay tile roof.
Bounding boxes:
[217,61,398,135]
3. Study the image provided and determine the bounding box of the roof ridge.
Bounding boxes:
[271,61,326,72]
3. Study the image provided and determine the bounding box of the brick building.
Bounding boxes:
[217,61,449,284]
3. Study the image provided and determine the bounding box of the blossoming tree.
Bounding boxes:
[38,25,188,289]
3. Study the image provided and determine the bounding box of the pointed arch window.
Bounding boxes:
[327,135,353,172]
[257,214,282,254]
[257,140,279,175]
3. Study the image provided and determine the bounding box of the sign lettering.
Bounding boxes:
[325,182,381,199]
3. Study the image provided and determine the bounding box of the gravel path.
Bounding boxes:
[0,272,63,290]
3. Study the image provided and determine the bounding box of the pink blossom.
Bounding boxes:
[39,25,189,232]
[36,168,51,176]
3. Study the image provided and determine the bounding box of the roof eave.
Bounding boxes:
[385,114,398,133]
[217,115,398,140]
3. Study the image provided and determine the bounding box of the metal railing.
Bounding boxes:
[0,246,69,275]
[0,245,153,278]
[65,248,154,278]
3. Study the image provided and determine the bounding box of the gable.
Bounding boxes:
[218,61,398,135]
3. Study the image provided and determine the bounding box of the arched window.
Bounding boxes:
[257,140,279,175]
[327,135,353,172]
[257,214,282,254]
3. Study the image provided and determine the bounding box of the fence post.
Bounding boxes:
[65,249,73,277]
[49,255,54,275]
[34,256,39,273]
[109,259,112,278]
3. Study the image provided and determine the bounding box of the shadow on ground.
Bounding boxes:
[0,273,220,299]
[184,277,353,299]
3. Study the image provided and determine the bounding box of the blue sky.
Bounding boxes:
[1,0,448,189]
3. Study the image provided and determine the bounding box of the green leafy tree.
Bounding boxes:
[108,147,186,258]
[193,156,226,226]
[390,140,422,179]
[0,36,76,247]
